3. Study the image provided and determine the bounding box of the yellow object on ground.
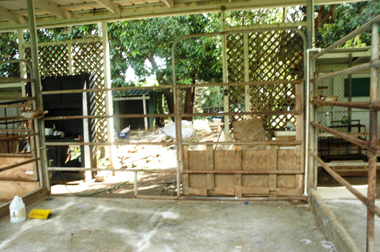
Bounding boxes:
[28,209,52,219]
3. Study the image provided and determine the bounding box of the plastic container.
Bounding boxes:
[9,195,26,223]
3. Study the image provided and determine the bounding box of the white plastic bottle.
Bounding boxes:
[9,195,26,223]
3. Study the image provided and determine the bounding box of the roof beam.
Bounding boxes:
[163,0,174,8]
[33,0,72,19]
[94,0,119,13]
[0,6,23,23]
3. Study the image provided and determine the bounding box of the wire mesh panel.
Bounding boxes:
[315,64,349,131]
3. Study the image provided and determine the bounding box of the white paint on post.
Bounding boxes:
[143,94,148,130]
[244,33,250,114]
[100,21,115,168]
[221,10,230,141]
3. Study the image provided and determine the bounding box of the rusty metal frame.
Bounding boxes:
[309,15,379,252]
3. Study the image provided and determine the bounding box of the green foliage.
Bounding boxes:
[0,32,20,77]
[315,1,380,48]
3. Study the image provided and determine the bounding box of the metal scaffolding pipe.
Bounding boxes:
[41,84,174,95]
[181,141,302,146]
[44,113,174,120]
[182,170,303,174]
[177,80,303,89]
[311,15,380,60]
[311,121,370,149]
[310,60,380,83]
[45,141,175,146]
[310,153,380,218]
[311,99,370,109]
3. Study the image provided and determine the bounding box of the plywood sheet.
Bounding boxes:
[241,150,270,170]
[188,151,207,170]
[189,174,207,188]
[0,181,39,201]
[214,174,234,188]
[277,149,300,171]
[277,175,296,188]
[242,175,269,187]
[214,150,240,170]
[0,156,35,180]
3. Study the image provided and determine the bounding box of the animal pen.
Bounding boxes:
[0,0,379,251]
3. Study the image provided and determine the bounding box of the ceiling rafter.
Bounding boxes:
[0,6,23,24]
[33,0,72,19]
[163,0,174,8]
[94,0,119,13]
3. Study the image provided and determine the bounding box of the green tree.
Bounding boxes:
[108,15,223,120]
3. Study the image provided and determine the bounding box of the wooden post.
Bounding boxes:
[143,94,148,130]
[100,21,115,169]
[221,10,230,141]
[269,146,278,195]
[206,144,214,191]
[182,146,189,195]
[68,43,73,75]
[244,33,250,115]
[234,145,242,197]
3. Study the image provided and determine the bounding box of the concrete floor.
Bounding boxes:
[0,197,335,252]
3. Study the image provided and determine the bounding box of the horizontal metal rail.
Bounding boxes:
[41,84,173,95]
[0,157,40,173]
[0,97,35,101]
[0,116,24,121]
[0,133,38,142]
[182,141,302,146]
[311,121,370,149]
[0,103,31,108]
[44,113,174,120]
[0,129,32,133]
[179,196,307,201]
[47,167,177,173]
[311,15,380,60]
[0,77,35,83]
[310,59,380,83]
[45,141,175,146]
[311,99,370,109]
[177,79,303,89]
[324,162,380,167]
[182,111,302,118]
[310,153,380,218]
[182,170,303,174]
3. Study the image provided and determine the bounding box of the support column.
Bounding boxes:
[221,10,230,141]
[143,94,148,130]
[366,21,378,252]
[26,0,49,190]
[100,21,115,169]
[244,33,250,114]
[306,0,316,191]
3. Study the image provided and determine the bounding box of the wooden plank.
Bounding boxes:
[182,146,189,194]
[269,146,278,193]
[241,187,270,195]
[182,174,189,195]
[275,188,299,196]
[242,150,270,170]
[0,156,35,180]
[295,174,304,196]
[188,150,207,189]
[242,175,269,187]
[234,145,242,197]
[187,187,207,196]
[0,181,39,201]
[208,187,235,196]
[214,150,241,170]
[206,145,214,190]
[277,175,296,188]
[278,149,298,171]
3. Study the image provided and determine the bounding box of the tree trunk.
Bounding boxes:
[183,87,196,121]
[163,90,175,121]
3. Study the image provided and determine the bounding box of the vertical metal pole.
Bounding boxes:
[18,29,38,180]
[172,40,183,198]
[27,0,49,190]
[100,21,115,168]
[348,53,352,154]
[366,21,378,252]
[222,10,230,141]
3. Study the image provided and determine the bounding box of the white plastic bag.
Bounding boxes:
[161,120,193,139]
